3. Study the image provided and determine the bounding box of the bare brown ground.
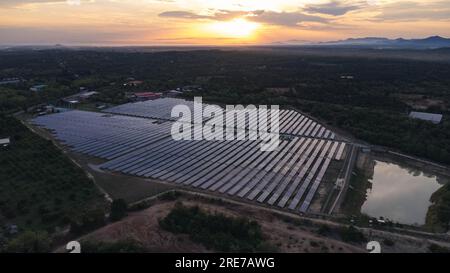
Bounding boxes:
[69,196,364,253]
[396,94,447,110]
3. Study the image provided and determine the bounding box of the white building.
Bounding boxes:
[0,137,11,147]
[409,111,443,124]
[30,84,47,92]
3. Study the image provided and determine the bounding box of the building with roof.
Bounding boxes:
[30,84,47,92]
[61,90,99,107]
[0,137,11,148]
[132,92,162,101]
[409,111,443,124]
[0,78,22,85]
[166,90,183,97]
[181,85,202,92]
[124,80,144,87]
[78,91,99,100]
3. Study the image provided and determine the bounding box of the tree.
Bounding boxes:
[70,209,106,235]
[110,199,128,222]
[81,239,147,253]
[5,230,52,253]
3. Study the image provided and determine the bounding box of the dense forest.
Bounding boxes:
[0,115,106,248]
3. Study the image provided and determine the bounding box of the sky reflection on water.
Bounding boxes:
[361,160,444,225]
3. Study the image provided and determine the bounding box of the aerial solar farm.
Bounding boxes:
[32,98,350,214]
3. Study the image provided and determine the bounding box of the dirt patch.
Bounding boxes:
[396,94,447,111]
[67,196,364,253]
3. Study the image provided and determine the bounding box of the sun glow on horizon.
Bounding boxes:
[0,0,449,45]
[205,18,261,39]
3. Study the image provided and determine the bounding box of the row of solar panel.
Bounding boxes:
[101,134,346,212]
[205,109,335,139]
[103,98,335,139]
[32,111,173,160]
[103,98,203,121]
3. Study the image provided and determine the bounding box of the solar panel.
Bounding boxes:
[287,140,328,210]
[335,143,347,160]
[189,140,254,188]
[265,138,313,205]
[245,140,300,201]
[255,139,307,203]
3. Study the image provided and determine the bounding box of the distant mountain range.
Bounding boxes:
[2,36,450,50]
[274,36,450,49]
[320,36,450,49]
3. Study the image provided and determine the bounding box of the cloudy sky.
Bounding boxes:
[0,0,449,45]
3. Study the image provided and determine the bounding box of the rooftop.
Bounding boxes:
[134,92,162,97]
[409,111,443,124]
[0,138,11,146]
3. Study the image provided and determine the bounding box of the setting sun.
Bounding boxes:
[206,18,260,38]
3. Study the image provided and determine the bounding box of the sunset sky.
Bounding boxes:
[0,0,449,45]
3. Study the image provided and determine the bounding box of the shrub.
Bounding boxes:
[317,225,331,236]
[339,226,366,243]
[81,239,147,253]
[159,204,275,252]
[383,239,395,247]
[158,191,181,201]
[110,199,128,222]
[70,209,105,235]
[4,230,52,253]
[429,244,450,253]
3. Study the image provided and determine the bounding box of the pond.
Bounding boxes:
[360,159,447,226]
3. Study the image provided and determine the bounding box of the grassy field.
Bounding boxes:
[64,153,175,204]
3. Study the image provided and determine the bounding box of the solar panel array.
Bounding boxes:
[32,110,172,160]
[101,136,346,212]
[103,99,334,139]
[103,98,206,121]
[33,102,348,213]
